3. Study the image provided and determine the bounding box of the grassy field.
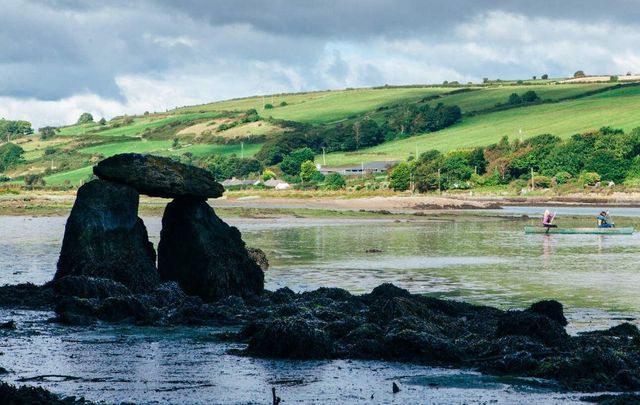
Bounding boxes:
[58,112,222,137]
[174,87,452,124]
[427,83,614,113]
[324,86,640,166]
[79,139,262,158]
[44,165,94,186]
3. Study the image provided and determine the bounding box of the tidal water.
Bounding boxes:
[1,213,639,404]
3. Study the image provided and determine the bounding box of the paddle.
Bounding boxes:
[545,212,556,234]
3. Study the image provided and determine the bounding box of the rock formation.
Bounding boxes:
[93,153,224,199]
[158,198,264,302]
[55,179,159,292]
[56,153,264,302]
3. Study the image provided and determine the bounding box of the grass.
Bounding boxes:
[79,139,263,158]
[44,165,94,186]
[428,83,614,113]
[59,112,222,137]
[324,86,640,166]
[174,87,452,124]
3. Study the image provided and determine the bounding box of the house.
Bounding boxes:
[319,161,399,176]
[263,179,291,189]
[221,178,261,187]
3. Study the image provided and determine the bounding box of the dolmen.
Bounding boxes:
[55,153,264,301]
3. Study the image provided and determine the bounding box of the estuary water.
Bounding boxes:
[1,212,638,404]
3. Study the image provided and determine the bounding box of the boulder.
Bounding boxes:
[93,153,224,199]
[157,198,264,302]
[247,247,269,271]
[51,276,131,299]
[55,179,159,293]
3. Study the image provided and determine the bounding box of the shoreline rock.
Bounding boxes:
[93,153,223,199]
[157,198,264,302]
[0,280,638,393]
[55,179,159,293]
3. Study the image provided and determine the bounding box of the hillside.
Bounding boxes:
[2,78,640,188]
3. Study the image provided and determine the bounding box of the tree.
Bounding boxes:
[24,173,45,189]
[541,74,549,80]
[573,70,586,78]
[521,90,540,103]
[172,138,181,149]
[532,76,537,80]
[77,112,94,124]
[280,147,315,176]
[99,118,107,125]
[390,162,411,191]
[300,160,318,182]
[468,147,487,175]
[0,143,24,172]
[507,93,522,105]
[262,169,276,181]
[325,172,346,190]
[279,101,288,107]
[38,126,56,140]
[0,119,33,141]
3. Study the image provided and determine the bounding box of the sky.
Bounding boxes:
[2,0,640,128]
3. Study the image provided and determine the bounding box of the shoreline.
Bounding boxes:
[2,190,640,217]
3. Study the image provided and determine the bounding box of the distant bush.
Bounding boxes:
[579,172,601,186]
[279,101,288,107]
[325,172,346,190]
[261,169,276,181]
[532,175,552,188]
[574,70,586,78]
[264,103,274,109]
[390,162,411,191]
[43,147,57,156]
[122,116,134,125]
[541,74,549,80]
[24,174,46,189]
[610,75,619,82]
[77,112,94,124]
[554,171,572,185]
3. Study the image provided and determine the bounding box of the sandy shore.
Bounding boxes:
[2,190,640,216]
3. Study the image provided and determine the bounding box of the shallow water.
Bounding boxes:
[0,214,638,403]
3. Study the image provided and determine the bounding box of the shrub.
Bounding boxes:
[579,172,601,186]
[279,101,288,107]
[261,169,276,181]
[554,171,572,185]
[264,103,274,109]
[325,172,346,190]
[389,163,411,191]
[532,175,552,188]
[300,160,319,182]
[541,74,549,80]
[24,174,46,188]
[574,70,586,78]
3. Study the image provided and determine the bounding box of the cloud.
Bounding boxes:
[3,0,640,127]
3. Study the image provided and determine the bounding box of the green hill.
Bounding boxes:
[3,79,640,187]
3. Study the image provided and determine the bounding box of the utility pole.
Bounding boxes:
[438,168,441,195]
[415,144,418,158]
[531,167,535,190]
[322,147,326,166]
[241,142,244,159]
[262,96,265,109]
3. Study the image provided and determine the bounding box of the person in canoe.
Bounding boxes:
[542,210,557,228]
[597,211,614,228]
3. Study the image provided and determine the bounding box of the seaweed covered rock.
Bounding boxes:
[55,179,159,293]
[51,276,131,299]
[246,317,334,359]
[247,247,269,271]
[158,198,264,302]
[93,153,224,199]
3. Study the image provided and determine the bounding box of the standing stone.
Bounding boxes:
[158,198,264,302]
[93,153,224,199]
[55,179,159,292]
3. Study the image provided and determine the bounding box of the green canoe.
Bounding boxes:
[524,226,634,235]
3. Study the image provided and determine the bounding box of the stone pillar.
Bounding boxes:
[158,198,264,302]
[55,179,159,292]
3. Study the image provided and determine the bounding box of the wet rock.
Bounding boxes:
[529,300,567,326]
[0,320,16,330]
[247,247,269,271]
[392,382,401,393]
[0,381,96,405]
[51,276,131,299]
[364,283,412,301]
[93,153,224,199]
[0,283,54,309]
[158,198,264,302]
[55,297,97,326]
[96,296,159,324]
[246,317,334,359]
[55,179,159,293]
[496,309,569,346]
